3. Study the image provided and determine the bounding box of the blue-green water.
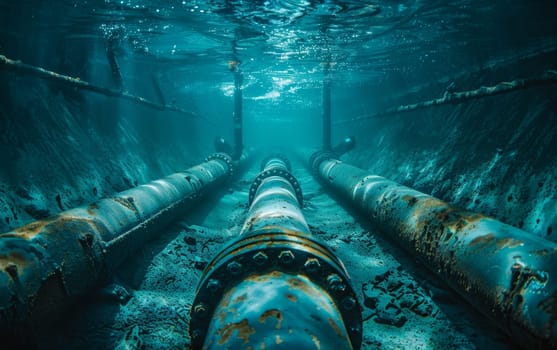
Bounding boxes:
[2,0,555,147]
[1,1,556,349]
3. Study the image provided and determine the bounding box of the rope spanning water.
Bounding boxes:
[0,54,201,120]
[338,70,557,124]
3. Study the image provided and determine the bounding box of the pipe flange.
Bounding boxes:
[189,232,362,350]
[248,168,303,207]
[205,152,234,177]
[260,153,291,171]
[309,150,338,176]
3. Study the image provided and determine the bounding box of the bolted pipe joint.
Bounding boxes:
[205,152,234,177]
[189,155,362,349]
[260,153,291,172]
[248,156,303,208]
[309,150,338,176]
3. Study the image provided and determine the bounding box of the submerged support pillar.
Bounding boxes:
[107,29,123,90]
[231,63,243,160]
[189,155,362,349]
[0,153,237,337]
[309,151,557,347]
[322,63,332,151]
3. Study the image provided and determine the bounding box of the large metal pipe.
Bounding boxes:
[0,153,236,338]
[189,155,362,349]
[309,151,557,347]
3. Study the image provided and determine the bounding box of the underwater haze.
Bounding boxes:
[1,0,557,349]
[2,0,555,149]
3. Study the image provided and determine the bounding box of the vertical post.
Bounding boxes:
[233,68,243,159]
[107,29,123,90]
[322,62,332,151]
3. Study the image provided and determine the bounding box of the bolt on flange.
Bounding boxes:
[227,261,243,275]
[252,251,269,266]
[327,273,346,294]
[193,303,208,318]
[341,296,356,311]
[278,250,295,265]
[304,257,321,274]
[206,279,221,293]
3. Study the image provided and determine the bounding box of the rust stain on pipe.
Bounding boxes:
[312,154,557,347]
[0,154,235,338]
[259,309,283,329]
[234,293,248,304]
[328,317,344,338]
[111,197,141,220]
[286,293,297,303]
[0,251,30,270]
[216,319,255,345]
[311,334,321,349]
[13,220,52,240]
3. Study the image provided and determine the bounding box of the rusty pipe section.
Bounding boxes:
[189,155,362,349]
[0,152,235,336]
[310,151,557,347]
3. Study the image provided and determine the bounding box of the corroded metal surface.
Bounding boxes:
[190,156,362,349]
[204,272,352,350]
[312,154,557,347]
[0,154,233,335]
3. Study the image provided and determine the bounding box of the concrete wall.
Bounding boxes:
[342,54,557,241]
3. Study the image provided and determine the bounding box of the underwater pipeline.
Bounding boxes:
[0,152,240,337]
[309,150,557,348]
[189,154,363,349]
